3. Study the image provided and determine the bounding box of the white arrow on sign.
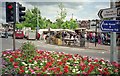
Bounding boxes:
[100,21,104,30]
[98,8,120,19]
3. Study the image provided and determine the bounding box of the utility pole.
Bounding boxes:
[72,13,73,19]
[95,19,98,47]
[110,0,117,62]
[36,7,39,39]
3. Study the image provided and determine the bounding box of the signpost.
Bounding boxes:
[100,20,120,32]
[98,8,120,18]
[98,1,118,63]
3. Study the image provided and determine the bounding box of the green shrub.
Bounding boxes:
[20,41,37,59]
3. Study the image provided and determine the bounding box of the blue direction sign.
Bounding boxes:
[100,20,120,32]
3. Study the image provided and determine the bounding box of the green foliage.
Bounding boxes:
[61,19,78,29]
[15,4,78,30]
[20,41,37,58]
[55,3,67,28]
[17,7,42,30]
[16,22,24,29]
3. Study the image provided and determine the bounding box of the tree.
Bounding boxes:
[16,7,42,30]
[69,19,78,29]
[16,22,24,29]
[55,3,67,28]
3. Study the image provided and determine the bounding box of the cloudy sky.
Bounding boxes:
[0,0,117,23]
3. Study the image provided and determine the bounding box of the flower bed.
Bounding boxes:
[2,50,120,75]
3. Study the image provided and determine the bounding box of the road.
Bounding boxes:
[0,37,111,61]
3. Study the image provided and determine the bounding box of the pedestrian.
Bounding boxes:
[101,33,105,44]
[89,32,92,42]
[98,33,101,44]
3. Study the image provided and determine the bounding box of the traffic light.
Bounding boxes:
[18,3,26,23]
[6,2,16,23]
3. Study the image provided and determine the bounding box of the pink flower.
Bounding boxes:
[83,56,88,61]
[13,62,19,68]
[34,66,40,70]
[114,69,118,73]
[82,72,88,75]
[29,68,35,74]
[14,66,19,68]
[112,62,119,68]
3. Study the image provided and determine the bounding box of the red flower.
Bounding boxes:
[87,64,94,74]
[20,66,25,70]
[19,69,25,73]
[64,65,69,73]
[56,67,60,72]
[64,68,69,73]
[13,62,18,66]
[81,65,86,71]
[94,59,99,62]
[100,58,105,62]
[46,62,52,67]
[9,57,14,62]
[29,60,33,63]
[58,61,63,65]
[64,65,69,69]
[74,54,79,57]
[13,55,18,58]
[103,71,110,75]
[83,56,88,61]
[88,59,92,62]
[13,62,19,68]
[112,62,119,68]
[59,71,63,74]
[19,66,25,74]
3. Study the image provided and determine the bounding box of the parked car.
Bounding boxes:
[8,31,13,36]
[25,30,40,40]
[15,31,24,39]
[1,32,6,38]
[1,31,8,38]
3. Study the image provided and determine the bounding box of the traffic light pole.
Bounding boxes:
[13,2,16,51]
[13,23,16,51]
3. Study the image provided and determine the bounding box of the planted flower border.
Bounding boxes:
[2,49,120,75]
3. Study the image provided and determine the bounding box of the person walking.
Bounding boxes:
[101,33,105,44]
[98,33,101,44]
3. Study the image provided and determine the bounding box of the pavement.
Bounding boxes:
[85,42,110,51]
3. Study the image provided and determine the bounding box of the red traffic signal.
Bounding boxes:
[6,2,16,22]
[8,5,13,9]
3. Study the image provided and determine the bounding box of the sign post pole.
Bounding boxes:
[110,0,117,63]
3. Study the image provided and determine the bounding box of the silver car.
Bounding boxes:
[1,32,6,38]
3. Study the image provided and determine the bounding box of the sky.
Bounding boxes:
[0,0,118,23]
